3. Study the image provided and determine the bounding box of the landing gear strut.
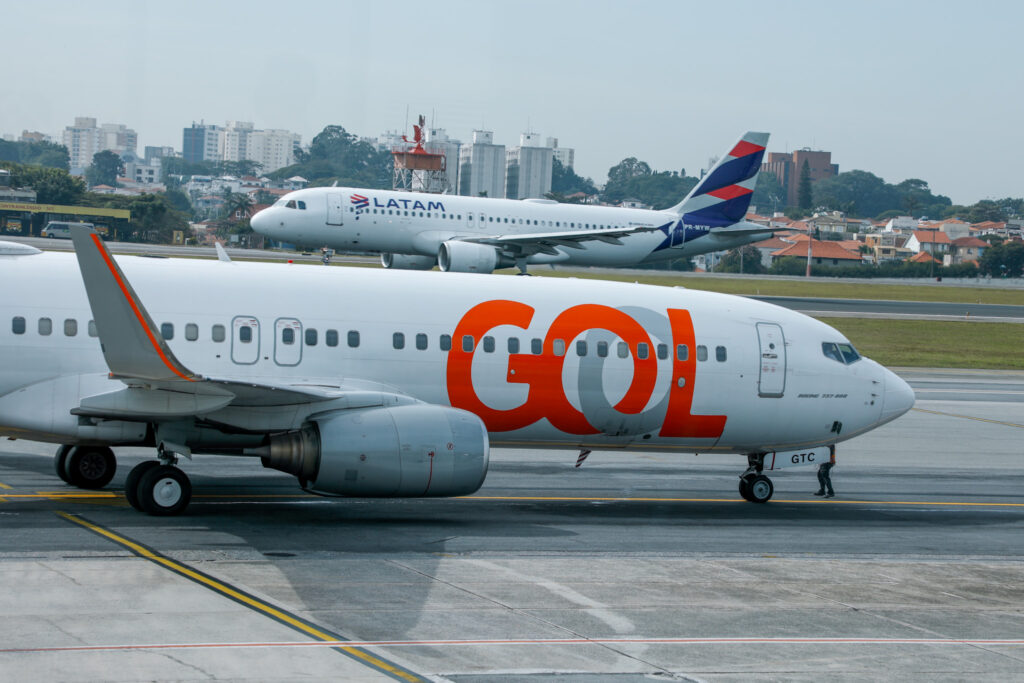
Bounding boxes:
[55,445,117,489]
[126,445,192,516]
[738,453,774,503]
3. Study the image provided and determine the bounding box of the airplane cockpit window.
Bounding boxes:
[297,200,306,210]
[838,343,861,364]
[821,342,860,364]
[285,200,297,209]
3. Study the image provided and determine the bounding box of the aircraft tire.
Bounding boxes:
[747,474,774,503]
[125,461,161,511]
[65,446,117,490]
[738,475,754,502]
[137,465,191,516]
[54,445,74,484]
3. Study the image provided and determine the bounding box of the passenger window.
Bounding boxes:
[716,345,727,362]
[239,326,253,343]
[553,339,565,356]
[185,323,199,341]
[212,324,226,342]
[305,328,317,346]
[348,330,360,347]
[696,345,708,361]
[39,317,52,335]
[508,337,520,354]
[282,328,295,344]
[440,334,452,351]
[531,338,542,354]
[637,343,649,360]
[483,336,495,353]
[617,342,629,358]
[326,329,338,347]
[416,333,428,350]
[88,320,98,337]
[12,317,25,334]
[63,319,77,336]
[657,343,668,360]
[576,340,587,357]
[393,332,405,349]
[676,344,689,361]
[462,335,474,352]
[160,323,173,340]
[597,341,608,357]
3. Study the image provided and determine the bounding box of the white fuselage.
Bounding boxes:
[0,252,912,455]
[250,187,767,267]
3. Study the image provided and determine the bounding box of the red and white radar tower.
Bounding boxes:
[392,115,449,193]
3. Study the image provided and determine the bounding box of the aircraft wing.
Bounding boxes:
[458,223,669,257]
[68,226,408,422]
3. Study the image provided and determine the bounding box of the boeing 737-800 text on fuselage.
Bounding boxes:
[0,229,914,515]
[251,132,775,274]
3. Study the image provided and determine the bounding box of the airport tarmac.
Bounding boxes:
[1,372,1023,681]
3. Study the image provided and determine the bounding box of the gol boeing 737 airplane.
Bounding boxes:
[251,132,776,274]
[0,228,914,515]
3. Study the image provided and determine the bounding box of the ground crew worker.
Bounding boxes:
[814,447,836,498]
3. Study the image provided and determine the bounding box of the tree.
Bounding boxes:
[85,150,124,188]
[0,161,85,204]
[269,124,392,188]
[550,157,597,196]
[601,157,698,209]
[0,139,70,170]
[978,241,1024,277]
[715,244,767,274]
[222,192,253,221]
[161,188,193,215]
[750,171,784,214]
[797,159,813,210]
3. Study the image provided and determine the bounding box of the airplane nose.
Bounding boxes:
[250,209,270,234]
[880,368,915,423]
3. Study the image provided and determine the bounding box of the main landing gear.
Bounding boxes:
[125,446,192,516]
[738,453,774,504]
[54,444,192,516]
[54,445,117,489]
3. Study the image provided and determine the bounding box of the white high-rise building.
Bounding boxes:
[425,127,461,194]
[506,132,553,200]
[62,117,138,173]
[182,121,300,172]
[458,130,505,199]
[546,137,575,169]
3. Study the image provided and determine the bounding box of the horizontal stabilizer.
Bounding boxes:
[70,225,200,383]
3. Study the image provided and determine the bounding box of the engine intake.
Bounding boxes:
[380,253,436,270]
[438,241,501,274]
[260,404,489,497]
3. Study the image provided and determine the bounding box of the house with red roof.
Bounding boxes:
[905,230,952,258]
[949,236,989,265]
[771,238,864,268]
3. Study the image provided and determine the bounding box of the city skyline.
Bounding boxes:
[3,1,1022,206]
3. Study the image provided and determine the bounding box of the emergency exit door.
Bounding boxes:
[326,193,344,225]
[756,322,786,397]
[231,316,260,365]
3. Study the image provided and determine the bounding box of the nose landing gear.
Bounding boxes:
[738,453,774,503]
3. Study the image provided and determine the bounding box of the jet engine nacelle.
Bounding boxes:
[260,404,489,497]
[438,240,501,274]
[380,253,437,270]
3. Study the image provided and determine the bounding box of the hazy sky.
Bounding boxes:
[4,1,1021,205]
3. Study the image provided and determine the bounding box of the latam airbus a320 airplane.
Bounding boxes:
[0,228,914,515]
[251,132,776,274]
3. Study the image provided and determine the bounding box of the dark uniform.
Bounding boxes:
[815,449,836,497]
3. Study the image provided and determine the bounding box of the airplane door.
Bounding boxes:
[756,322,786,397]
[326,193,344,226]
[231,316,260,365]
[274,318,302,366]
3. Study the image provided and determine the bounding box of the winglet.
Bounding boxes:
[70,225,199,383]
[214,242,232,263]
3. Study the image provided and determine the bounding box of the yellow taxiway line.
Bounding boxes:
[56,512,426,683]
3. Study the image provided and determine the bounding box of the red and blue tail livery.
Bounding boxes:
[670,131,769,228]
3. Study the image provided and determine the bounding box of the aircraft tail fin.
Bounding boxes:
[669,131,769,227]
[70,225,199,383]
